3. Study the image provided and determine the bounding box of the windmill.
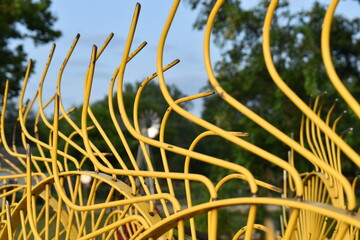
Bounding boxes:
[136,110,160,194]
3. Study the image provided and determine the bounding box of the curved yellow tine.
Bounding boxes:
[5,200,13,240]
[78,215,149,240]
[183,130,248,236]
[111,2,258,201]
[0,102,46,178]
[14,91,45,179]
[0,107,25,172]
[56,34,80,98]
[16,62,75,172]
[96,32,114,59]
[263,0,359,170]
[262,0,357,211]
[25,146,42,240]
[56,33,113,135]
[62,126,93,171]
[234,223,282,240]
[324,99,338,171]
[128,41,147,62]
[331,111,346,171]
[75,39,149,195]
[140,196,360,239]
[54,74,188,222]
[133,59,180,173]
[0,186,25,199]
[34,95,57,174]
[87,106,135,173]
[19,210,27,240]
[132,60,181,217]
[154,2,253,238]
[34,43,57,171]
[313,97,329,165]
[203,0,355,211]
[321,0,360,118]
[158,91,214,196]
[111,1,259,195]
[216,173,282,194]
[105,41,155,186]
[158,0,304,200]
[159,91,217,234]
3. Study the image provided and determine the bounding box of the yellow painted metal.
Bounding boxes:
[0,0,359,239]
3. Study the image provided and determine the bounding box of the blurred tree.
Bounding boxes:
[186,0,360,182]
[0,0,61,99]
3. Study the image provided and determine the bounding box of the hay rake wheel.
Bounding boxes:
[0,0,359,239]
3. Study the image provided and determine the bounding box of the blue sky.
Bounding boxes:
[22,0,359,117]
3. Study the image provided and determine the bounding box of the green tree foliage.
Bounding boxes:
[187,0,360,181]
[0,0,61,99]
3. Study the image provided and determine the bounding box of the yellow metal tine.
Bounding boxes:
[321,0,360,118]
[324,99,339,171]
[36,91,82,170]
[56,32,111,118]
[78,216,148,240]
[54,178,64,240]
[63,126,93,170]
[93,185,116,231]
[80,46,127,179]
[114,1,259,197]
[157,92,215,218]
[183,131,250,238]
[158,91,214,194]
[331,111,346,173]
[105,42,151,172]
[135,82,212,216]
[161,0,304,197]
[19,210,27,240]
[25,146,42,240]
[57,34,80,94]
[82,35,139,178]
[125,226,145,240]
[1,81,27,168]
[262,0,359,170]
[215,173,282,193]
[314,97,330,165]
[127,41,147,62]
[263,0,357,210]
[334,222,350,240]
[133,59,180,158]
[65,180,81,239]
[54,90,184,216]
[96,32,114,60]
[131,59,181,201]
[5,201,13,240]
[305,108,321,165]
[16,63,72,170]
[17,65,47,181]
[34,96,57,174]
[36,95,85,170]
[87,106,135,178]
[44,183,50,240]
